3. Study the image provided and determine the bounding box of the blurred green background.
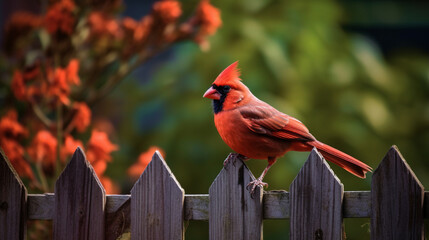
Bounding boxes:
[105,0,429,239]
[99,0,429,238]
[3,0,429,239]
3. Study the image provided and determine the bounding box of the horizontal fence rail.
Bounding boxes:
[1,145,428,239]
[26,191,429,220]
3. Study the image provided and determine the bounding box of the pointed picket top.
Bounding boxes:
[130,151,184,240]
[209,154,263,240]
[0,149,27,240]
[371,146,424,239]
[53,147,106,240]
[290,148,344,240]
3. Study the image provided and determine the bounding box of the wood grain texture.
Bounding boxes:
[27,190,416,220]
[105,198,130,240]
[184,194,209,220]
[343,191,370,218]
[0,149,27,240]
[28,193,54,220]
[263,190,289,219]
[106,194,130,213]
[53,147,106,240]
[130,151,184,240]
[371,146,424,240]
[209,154,263,240]
[290,148,344,240]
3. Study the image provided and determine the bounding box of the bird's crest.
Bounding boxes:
[213,61,241,86]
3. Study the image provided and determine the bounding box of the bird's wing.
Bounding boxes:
[239,104,315,142]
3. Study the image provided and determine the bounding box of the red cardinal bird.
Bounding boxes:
[203,61,372,192]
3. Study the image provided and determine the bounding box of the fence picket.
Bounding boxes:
[290,148,344,240]
[53,147,106,240]
[130,151,184,240]
[209,154,263,240]
[371,146,424,239]
[0,149,27,240]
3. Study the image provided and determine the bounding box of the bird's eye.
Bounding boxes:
[224,86,231,92]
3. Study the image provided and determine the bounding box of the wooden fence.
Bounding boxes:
[0,146,427,239]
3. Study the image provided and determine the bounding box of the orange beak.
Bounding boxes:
[203,86,221,100]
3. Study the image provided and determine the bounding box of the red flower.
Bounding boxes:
[46,67,70,105]
[88,12,105,35]
[27,130,57,166]
[153,0,182,23]
[44,0,75,34]
[0,110,33,179]
[11,66,47,102]
[92,160,107,176]
[11,71,27,101]
[61,135,83,161]
[88,11,120,38]
[196,0,222,36]
[12,60,79,105]
[66,59,80,85]
[0,110,28,138]
[99,176,120,194]
[122,16,153,44]
[122,17,137,31]
[71,102,91,132]
[128,146,164,179]
[135,16,153,43]
[45,0,76,35]
[43,59,81,105]
[1,138,34,179]
[85,130,118,193]
[86,130,118,164]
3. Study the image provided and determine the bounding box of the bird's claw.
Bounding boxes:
[246,178,268,195]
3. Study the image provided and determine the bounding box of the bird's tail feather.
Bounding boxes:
[308,141,372,178]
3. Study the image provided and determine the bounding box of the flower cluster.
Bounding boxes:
[153,0,182,23]
[2,0,221,237]
[0,110,33,179]
[2,0,221,196]
[0,109,119,193]
[85,130,120,192]
[44,0,76,35]
[88,11,120,38]
[83,0,222,55]
[11,59,80,105]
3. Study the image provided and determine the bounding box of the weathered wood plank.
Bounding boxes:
[263,190,289,219]
[371,146,424,239]
[26,191,429,220]
[106,194,130,213]
[0,149,27,240]
[106,198,130,240]
[28,193,55,220]
[130,151,184,240]
[290,148,344,240]
[184,194,209,220]
[209,154,263,240]
[53,147,106,240]
[343,191,371,218]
